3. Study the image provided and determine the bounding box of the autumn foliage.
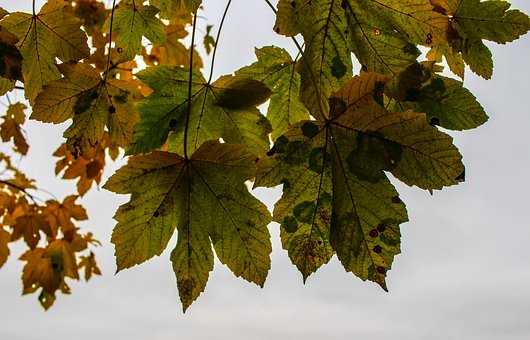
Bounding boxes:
[0,0,529,312]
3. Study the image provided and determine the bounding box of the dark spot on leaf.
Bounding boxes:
[117,47,123,53]
[331,56,347,79]
[429,78,446,93]
[74,89,98,115]
[432,5,447,15]
[430,117,440,126]
[373,245,382,254]
[369,229,379,238]
[281,178,291,190]
[153,211,160,217]
[108,105,116,114]
[269,135,289,156]
[377,223,386,233]
[426,33,433,45]
[301,121,319,138]
[347,132,402,182]
[283,216,298,233]
[403,43,420,56]
[319,192,332,206]
[169,119,177,128]
[405,87,421,101]
[373,81,386,106]
[215,78,271,109]
[376,266,386,274]
[308,147,328,173]
[293,201,316,223]
[392,196,402,204]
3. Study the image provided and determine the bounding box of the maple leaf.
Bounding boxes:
[256,73,464,285]
[43,195,88,235]
[203,24,215,55]
[429,0,530,79]
[78,251,101,281]
[0,227,9,268]
[131,66,272,156]
[0,0,528,313]
[236,46,309,140]
[0,0,90,101]
[103,1,166,60]
[32,62,140,151]
[0,103,29,155]
[53,139,108,196]
[104,141,272,311]
[20,239,79,310]
[11,204,49,249]
[147,22,203,68]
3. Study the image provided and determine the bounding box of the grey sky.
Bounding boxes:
[1,1,529,339]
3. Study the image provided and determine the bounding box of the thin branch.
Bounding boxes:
[0,180,39,204]
[207,0,233,84]
[263,0,327,118]
[32,0,36,16]
[184,10,200,160]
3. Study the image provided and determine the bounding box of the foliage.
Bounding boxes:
[0,0,528,312]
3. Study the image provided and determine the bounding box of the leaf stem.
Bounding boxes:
[184,10,200,160]
[0,180,39,204]
[262,0,328,118]
[207,0,233,84]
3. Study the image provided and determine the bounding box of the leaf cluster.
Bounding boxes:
[0,0,528,312]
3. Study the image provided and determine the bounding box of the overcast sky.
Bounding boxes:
[1,1,530,339]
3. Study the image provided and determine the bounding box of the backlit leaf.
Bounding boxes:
[105,141,272,311]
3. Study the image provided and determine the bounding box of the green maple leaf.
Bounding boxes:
[104,141,272,311]
[274,0,448,117]
[429,0,530,79]
[236,46,309,140]
[0,0,89,102]
[104,1,166,60]
[32,63,139,150]
[256,72,464,285]
[275,0,352,119]
[131,65,272,156]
